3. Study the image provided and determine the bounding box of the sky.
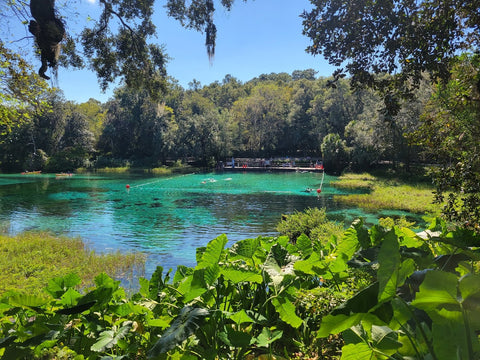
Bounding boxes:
[14,0,337,103]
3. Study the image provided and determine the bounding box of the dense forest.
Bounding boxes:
[0,66,433,174]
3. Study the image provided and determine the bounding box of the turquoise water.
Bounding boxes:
[0,172,421,274]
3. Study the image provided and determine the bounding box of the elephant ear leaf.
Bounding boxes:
[147,306,209,358]
[90,321,133,352]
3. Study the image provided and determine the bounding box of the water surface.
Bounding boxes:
[0,172,421,274]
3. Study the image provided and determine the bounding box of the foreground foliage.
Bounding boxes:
[1,213,479,359]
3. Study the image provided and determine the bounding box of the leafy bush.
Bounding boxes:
[1,217,479,359]
[276,207,344,244]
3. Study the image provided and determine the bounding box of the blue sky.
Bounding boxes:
[51,0,336,103]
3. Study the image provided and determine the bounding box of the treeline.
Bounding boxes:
[0,69,432,173]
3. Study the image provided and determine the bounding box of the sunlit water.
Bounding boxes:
[0,172,422,275]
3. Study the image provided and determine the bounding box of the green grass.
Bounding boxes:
[0,232,146,295]
[144,167,172,175]
[333,173,441,214]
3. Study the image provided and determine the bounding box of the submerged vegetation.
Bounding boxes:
[334,173,440,215]
[0,232,146,295]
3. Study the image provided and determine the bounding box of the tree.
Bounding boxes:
[302,0,480,104]
[4,0,247,98]
[320,133,349,174]
[231,83,292,156]
[303,0,480,227]
[0,41,51,138]
[414,54,480,230]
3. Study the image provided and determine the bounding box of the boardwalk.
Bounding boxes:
[218,158,324,172]
[223,166,323,172]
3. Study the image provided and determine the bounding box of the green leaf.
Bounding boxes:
[147,307,209,357]
[0,336,17,349]
[229,309,255,325]
[91,321,133,352]
[148,266,165,298]
[255,327,283,347]
[318,313,365,338]
[340,343,373,360]
[94,272,118,288]
[9,294,48,308]
[196,234,228,269]
[56,301,96,315]
[411,271,460,312]
[371,325,402,351]
[111,302,134,317]
[332,282,379,316]
[296,233,313,257]
[336,223,362,259]
[377,231,400,302]
[60,288,82,307]
[45,273,82,298]
[431,310,473,360]
[219,327,252,347]
[294,251,323,275]
[147,316,171,328]
[221,267,262,284]
[230,237,260,260]
[173,265,193,284]
[459,273,480,308]
[178,270,208,303]
[271,296,302,328]
[396,227,424,247]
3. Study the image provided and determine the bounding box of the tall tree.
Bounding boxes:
[414,54,480,230]
[302,0,480,104]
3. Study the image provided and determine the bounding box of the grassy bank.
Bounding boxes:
[0,232,146,295]
[333,172,440,214]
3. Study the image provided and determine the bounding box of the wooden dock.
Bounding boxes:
[221,166,324,173]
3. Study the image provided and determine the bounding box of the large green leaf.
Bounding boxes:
[90,321,133,352]
[229,237,260,261]
[45,273,82,298]
[377,231,400,302]
[177,270,208,303]
[147,307,209,358]
[431,309,475,360]
[336,223,362,259]
[218,327,252,347]
[340,343,373,360]
[294,251,323,275]
[60,287,82,307]
[296,233,313,257]
[332,282,379,316]
[8,294,49,309]
[459,273,480,309]
[255,327,283,347]
[221,267,262,284]
[318,313,367,338]
[229,309,255,325]
[196,234,228,269]
[271,296,302,328]
[204,263,220,286]
[411,271,460,311]
[371,325,402,352]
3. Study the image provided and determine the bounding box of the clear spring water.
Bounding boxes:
[0,172,422,275]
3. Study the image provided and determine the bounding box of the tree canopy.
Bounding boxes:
[302,0,480,98]
[3,0,246,98]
